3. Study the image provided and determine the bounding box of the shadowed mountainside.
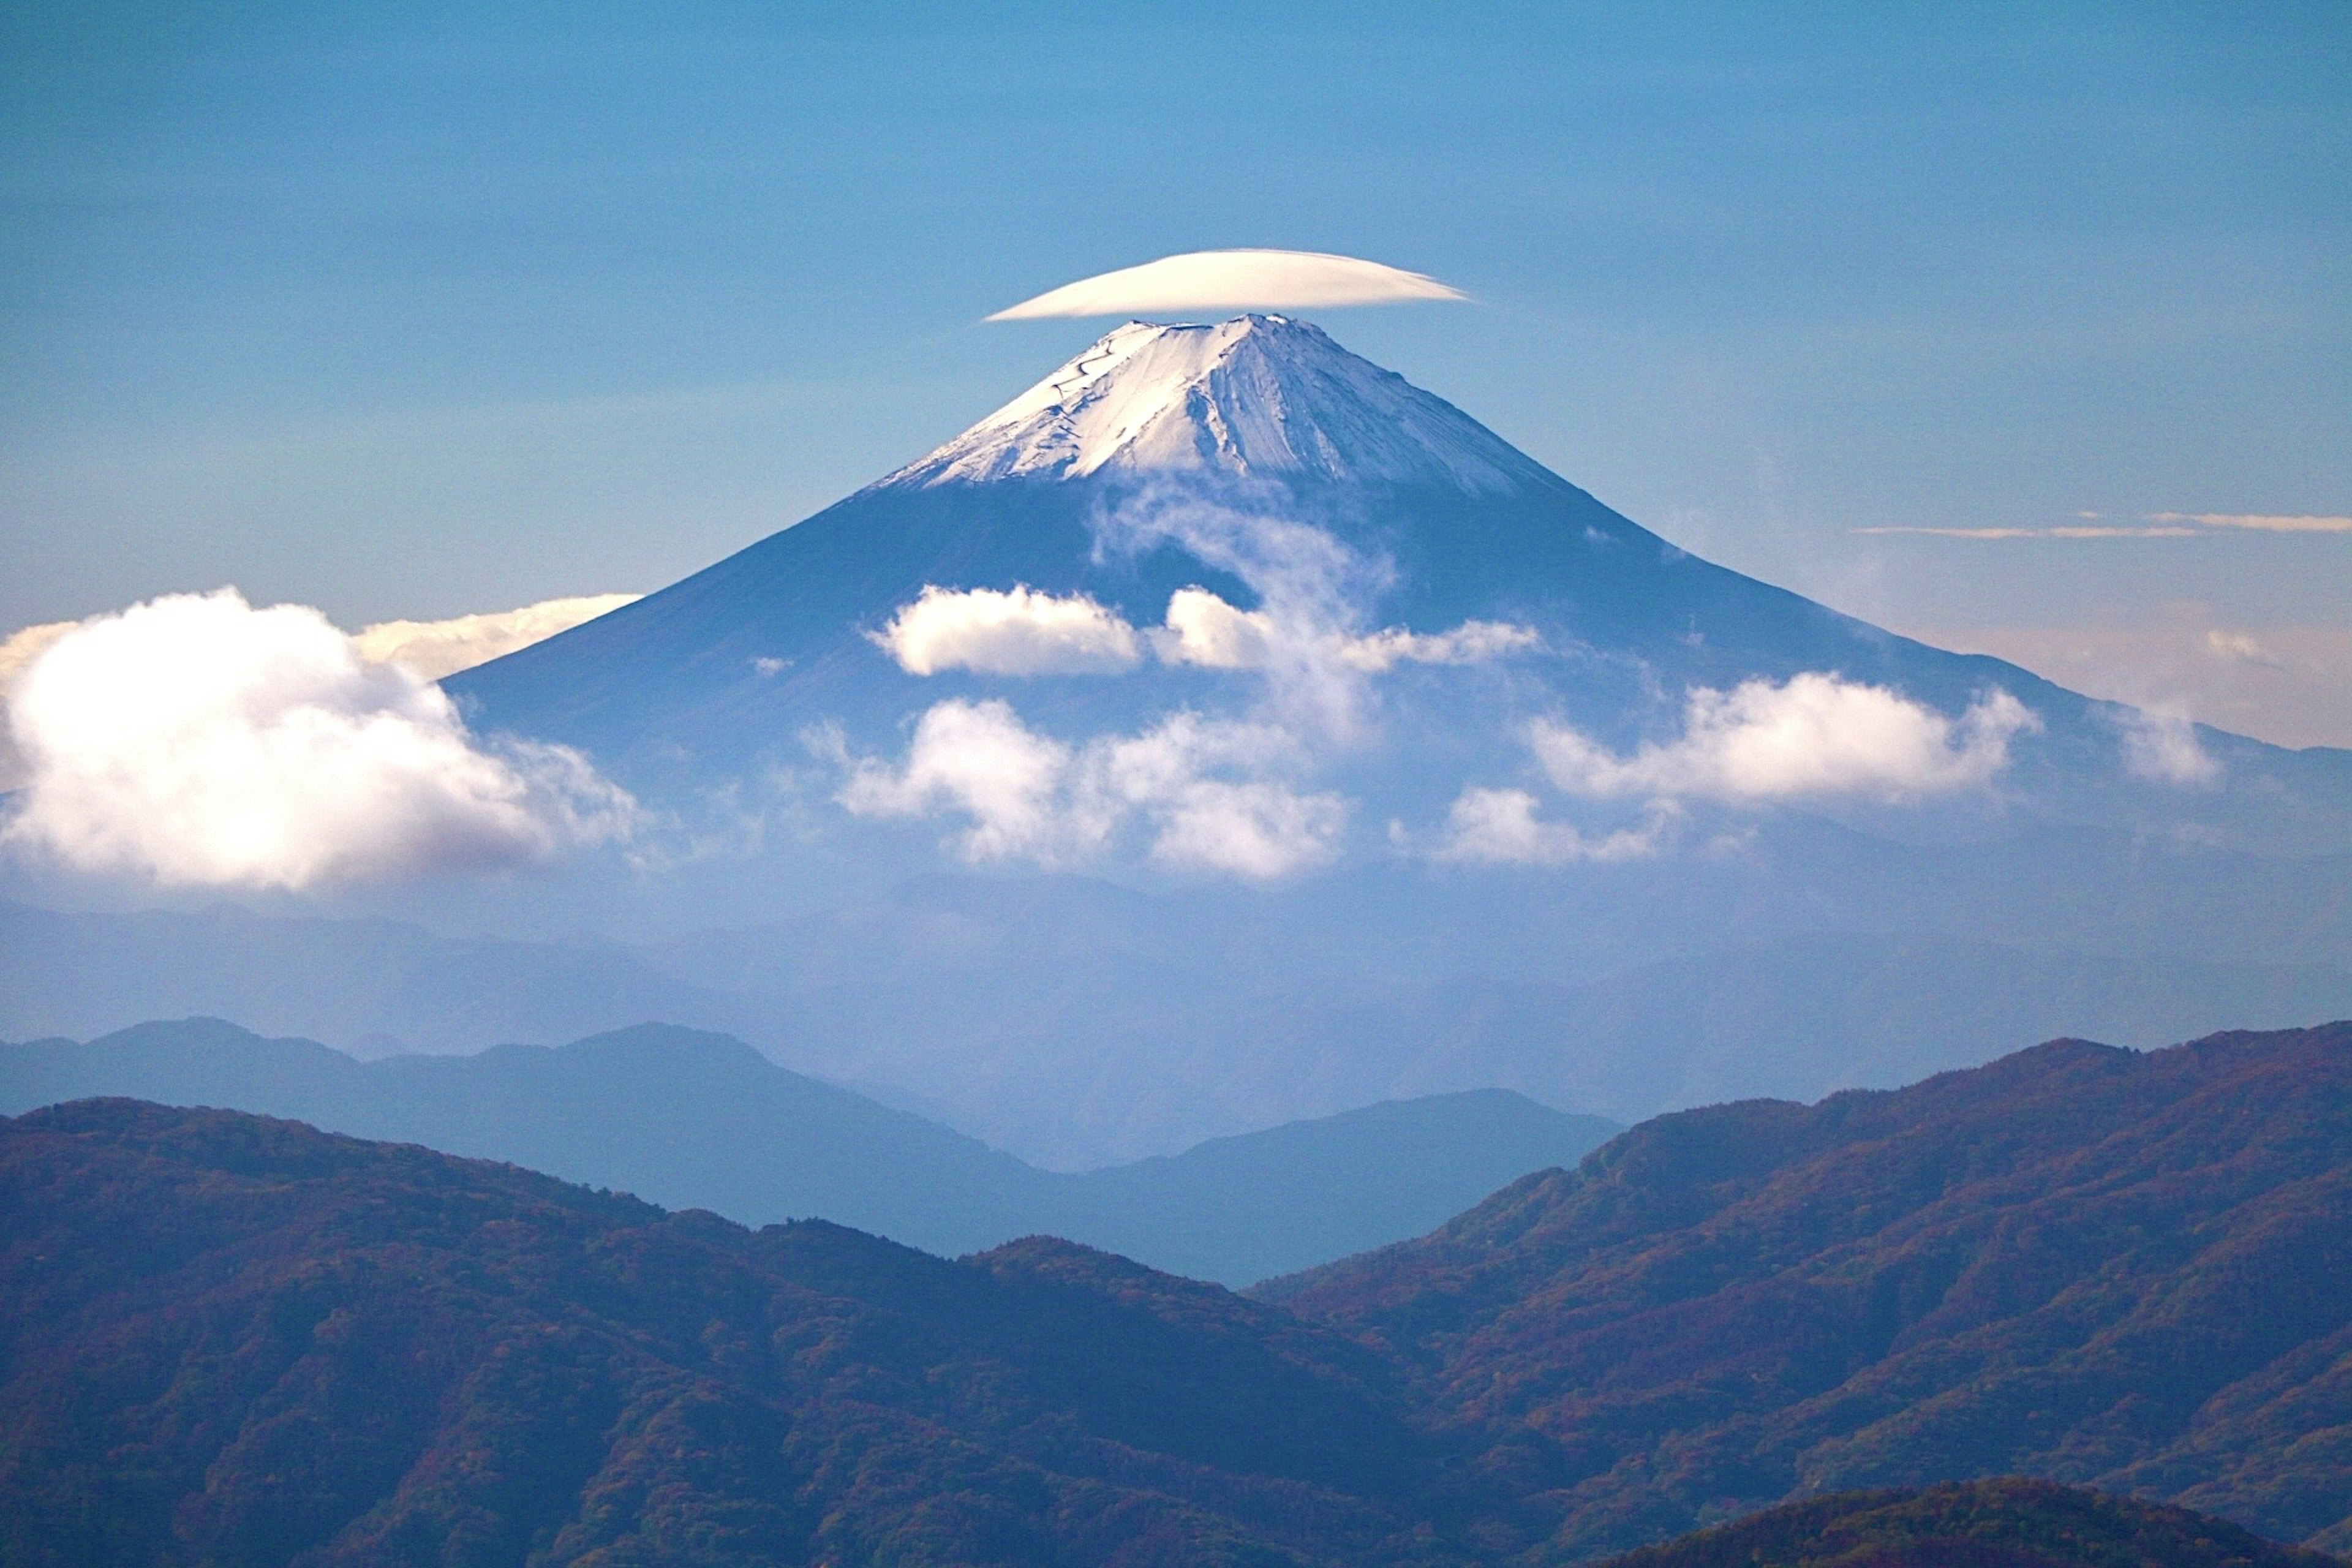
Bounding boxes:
[0,1099,1479,1567]
[1268,1022,2352,1559]
[5,1074,2348,1567]
[1593,1480,2341,1568]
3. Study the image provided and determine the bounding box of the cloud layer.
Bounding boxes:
[988,249,1466,320]
[2,589,633,889]
[1531,674,2038,805]
[352,594,640,680]
[836,698,1343,878]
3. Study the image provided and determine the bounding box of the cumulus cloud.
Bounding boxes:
[1529,674,2038,804]
[1,589,633,889]
[834,698,1343,878]
[873,585,1144,676]
[2117,707,2222,786]
[988,249,1466,320]
[352,593,639,680]
[1433,788,1672,865]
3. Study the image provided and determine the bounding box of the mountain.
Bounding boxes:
[9,317,2345,1166]
[445,314,2343,824]
[0,1017,1618,1285]
[7,884,2349,1167]
[1267,1022,2352,1559]
[0,1099,1465,1567]
[5,1079,2345,1566]
[1593,1481,2342,1568]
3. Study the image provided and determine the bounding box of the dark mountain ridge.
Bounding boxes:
[0,1099,1468,1566]
[7,1018,2352,1565]
[1268,1022,2352,1559]
[1593,1480,2342,1568]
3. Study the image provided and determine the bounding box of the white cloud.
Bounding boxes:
[352,593,639,680]
[2149,512,2352,534]
[1,589,633,889]
[1153,587,1538,674]
[873,585,1144,677]
[837,697,1093,862]
[1153,587,1278,671]
[2117,707,2222,786]
[988,249,1466,320]
[834,699,1343,878]
[1434,788,1672,865]
[2203,630,2278,667]
[1851,526,2201,540]
[1530,674,2038,804]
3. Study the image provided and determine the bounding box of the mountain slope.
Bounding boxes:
[0,1018,1618,1284]
[0,1099,1469,1567]
[1267,1022,2352,1558]
[1594,1480,2341,1568]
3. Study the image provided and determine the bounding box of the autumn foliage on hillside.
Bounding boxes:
[1270,1024,2352,1559]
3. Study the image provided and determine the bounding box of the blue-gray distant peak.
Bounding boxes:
[875,314,1557,495]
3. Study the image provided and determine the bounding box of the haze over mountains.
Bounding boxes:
[0,1017,1616,1286]
[9,313,2338,1164]
[4,1022,2345,1565]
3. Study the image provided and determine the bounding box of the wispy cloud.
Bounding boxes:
[2114,707,2222,786]
[1433,788,1673,865]
[989,249,1466,320]
[2,589,633,889]
[1856,511,2352,540]
[1852,526,2201,540]
[2147,512,2352,534]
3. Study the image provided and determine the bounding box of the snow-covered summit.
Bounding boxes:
[877,314,1555,494]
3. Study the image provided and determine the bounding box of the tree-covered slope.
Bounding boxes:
[1594,1480,2340,1568]
[0,1099,1479,1567]
[1268,1023,2352,1558]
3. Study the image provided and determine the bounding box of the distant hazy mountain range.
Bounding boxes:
[7,883,2348,1168]
[0,1017,1616,1286]
[5,1020,2346,1565]
[9,313,2348,1173]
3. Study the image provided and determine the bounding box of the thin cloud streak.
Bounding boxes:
[2148,513,2352,534]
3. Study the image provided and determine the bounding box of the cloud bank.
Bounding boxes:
[835,698,1343,878]
[873,586,1144,676]
[1,589,633,889]
[1531,674,2038,804]
[989,249,1466,320]
[353,594,639,680]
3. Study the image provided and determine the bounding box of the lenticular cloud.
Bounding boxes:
[988,250,1466,320]
[1,589,634,889]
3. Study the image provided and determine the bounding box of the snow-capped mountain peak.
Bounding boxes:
[878,314,1553,494]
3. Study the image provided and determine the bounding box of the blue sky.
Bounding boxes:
[3,2,2346,739]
